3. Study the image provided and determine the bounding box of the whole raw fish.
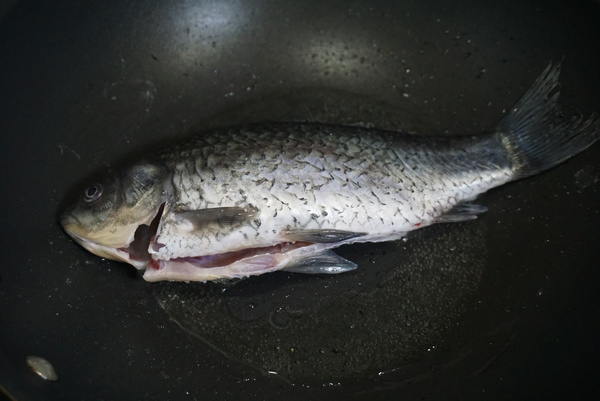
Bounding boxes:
[60,64,599,282]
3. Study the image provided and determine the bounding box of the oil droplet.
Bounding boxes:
[26,355,58,381]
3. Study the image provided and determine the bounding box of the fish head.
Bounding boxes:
[60,162,167,269]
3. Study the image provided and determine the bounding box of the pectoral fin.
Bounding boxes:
[283,229,367,243]
[283,250,357,274]
[174,206,259,229]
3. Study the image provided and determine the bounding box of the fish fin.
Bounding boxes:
[174,206,258,229]
[283,250,357,274]
[282,229,367,243]
[496,62,600,179]
[436,202,488,223]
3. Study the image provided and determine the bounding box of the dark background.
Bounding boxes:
[1,0,599,400]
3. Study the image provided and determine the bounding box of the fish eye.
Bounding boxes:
[83,184,103,203]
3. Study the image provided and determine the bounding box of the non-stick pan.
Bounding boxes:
[1,1,599,400]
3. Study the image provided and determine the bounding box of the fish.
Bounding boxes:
[60,63,599,282]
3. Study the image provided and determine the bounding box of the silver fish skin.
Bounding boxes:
[60,63,599,282]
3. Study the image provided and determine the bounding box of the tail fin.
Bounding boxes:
[496,62,599,179]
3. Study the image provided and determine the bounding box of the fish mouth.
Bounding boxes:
[61,218,148,269]
[60,207,163,270]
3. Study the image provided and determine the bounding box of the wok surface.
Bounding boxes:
[1,0,599,400]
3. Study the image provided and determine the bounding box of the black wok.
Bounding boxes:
[1,0,599,400]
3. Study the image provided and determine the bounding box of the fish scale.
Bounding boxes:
[150,124,513,261]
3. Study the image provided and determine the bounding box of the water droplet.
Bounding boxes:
[270,307,290,328]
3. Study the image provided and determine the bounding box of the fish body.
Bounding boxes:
[61,64,599,282]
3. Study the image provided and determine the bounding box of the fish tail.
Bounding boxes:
[496,62,599,179]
